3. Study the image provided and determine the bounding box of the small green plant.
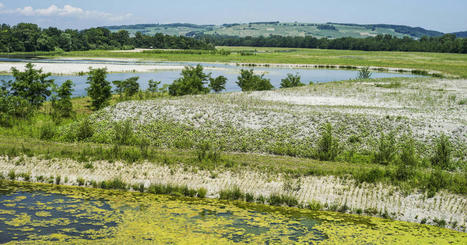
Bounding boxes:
[280,73,304,88]
[373,132,397,165]
[431,134,452,170]
[316,123,339,161]
[308,200,322,211]
[39,122,55,140]
[357,67,372,79]
[76,118,94,141]
[114,120,134,145]
[84,162,93,169]
[8,170,15,180]
[77,177,85,186]
[219,186,244,200]
[196,141,221,162]
[245,193,255,203]
[197,188,207,198]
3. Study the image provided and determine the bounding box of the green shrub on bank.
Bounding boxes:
[316,123,339,161]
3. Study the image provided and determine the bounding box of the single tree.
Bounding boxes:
[169,65,210,96]
[86,68,111,110]
[236,69,273,92]
[209,75,227,93]
[10,63,54,108]
[51,80,74,118]
[280,73,304,88]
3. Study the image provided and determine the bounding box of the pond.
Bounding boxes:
[0,58,421,97]
[0,182,465,244]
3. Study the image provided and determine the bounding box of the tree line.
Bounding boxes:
[198,34,467,54]
[0,23,214,52]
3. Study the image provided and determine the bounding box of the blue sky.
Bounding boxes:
[0,0,466,32]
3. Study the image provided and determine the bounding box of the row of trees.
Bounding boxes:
[167,65,308,96]
[0,63,311,124]
[0,23,214,52]
[199,34,467,54]
[0,63,73,124]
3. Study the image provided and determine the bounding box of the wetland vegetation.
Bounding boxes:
[0,28,466,242]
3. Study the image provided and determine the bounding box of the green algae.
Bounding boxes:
[0,182,465,244]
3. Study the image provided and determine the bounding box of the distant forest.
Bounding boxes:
[0,23,214,52]
[0,23,466,54]
[199,34,467,54]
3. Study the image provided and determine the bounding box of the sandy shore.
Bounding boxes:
[0,62,187,75]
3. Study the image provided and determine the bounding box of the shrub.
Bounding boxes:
[245,193,255,203]
[8,170,15,180]
[267,194,299,207]
[219,186,244,200]
[113,76,140,99]
[280,73,304,88]
[76,118,94,141]
[236,69,273,91]
[169,65,210,96]
[196,141,221,162]
[86,68,111,110]
[9,63,54,108]
[114,120,134,145]
[197,188,207,198]
[99,178,127,190]
[357,67,372,79]
[51,80,74,118]
[431,134,452,170]
[398,134,419,167]
[209,75,227,93]
[77,177,85,186]
[147,80,161,93]
[373,132,397,165]
[39,122,55,140]
[316,123,339,161]
[308,200,322,211]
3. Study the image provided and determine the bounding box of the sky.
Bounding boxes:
[0,0,466,32]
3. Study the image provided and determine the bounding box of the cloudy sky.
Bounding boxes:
[0,0,466,32]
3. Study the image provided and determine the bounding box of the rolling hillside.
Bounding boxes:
[104,22,445,39]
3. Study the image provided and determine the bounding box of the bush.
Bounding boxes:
[373,132,397,165]
[236,69,273,91]
[308,200,322,211]
[268,194,299,207]
[219,186,244,200]
[209,75,227,93]
[196,141,221,162]
[99,178,127,190]
[51,80,74,118]
[357,67,372,79]
[431,134,452,170]
[114,120,134,145]
[147,80,161,93]
[86,68,112,110]
[197,188,207,198]
[113,76,140,99]
[316,123,340,161]
[39,122,55,140]
[280,73,304,88]
[76,118,94,141]
[169,65,210,96]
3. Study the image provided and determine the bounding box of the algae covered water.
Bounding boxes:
[0,182,465,244]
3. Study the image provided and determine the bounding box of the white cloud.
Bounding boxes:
[1,4,132,22]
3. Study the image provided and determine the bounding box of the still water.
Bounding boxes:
[0,58,420,97]
[0,182,464,244]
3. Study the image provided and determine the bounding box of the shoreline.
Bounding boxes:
[0,56,447,77]
[1,155,465,232]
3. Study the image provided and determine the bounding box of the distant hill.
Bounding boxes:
[104,22,447,39]
[453,31,467,38]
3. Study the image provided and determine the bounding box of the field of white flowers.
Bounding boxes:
[89,77,467,162]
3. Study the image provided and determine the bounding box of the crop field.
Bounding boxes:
[105,22,430,39]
